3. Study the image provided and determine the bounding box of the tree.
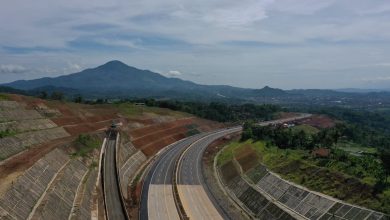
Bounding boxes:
[241,127,253,141]
[73,94,83,103]
[38,91,48,99]
[95,99,104,104]
[380,150,390,185]
[50,91,64,100]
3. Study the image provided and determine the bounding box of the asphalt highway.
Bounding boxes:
[103,134,127,220]
[140,114,311,220]
[140,134,209,220]
[176,127,241,220]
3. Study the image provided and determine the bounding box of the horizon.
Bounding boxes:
[3,60,389,92]
[1,1,390,89]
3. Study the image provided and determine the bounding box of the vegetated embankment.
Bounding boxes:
[216,141,388,220]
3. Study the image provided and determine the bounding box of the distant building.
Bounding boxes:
[311,148,330,158]
[282,123,295,128]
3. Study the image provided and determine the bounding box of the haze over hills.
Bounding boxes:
[3,60,390,108]
[2,60,285,99]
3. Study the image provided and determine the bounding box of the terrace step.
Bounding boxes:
[0,149,69,220]
[30,159,88,220]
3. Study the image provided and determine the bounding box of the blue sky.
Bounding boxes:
[1,0,390,89]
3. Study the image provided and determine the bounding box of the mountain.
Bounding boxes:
[4,60,286,100]
[254,86,287,97]
[6,61,189,91]
[4,60,390,108]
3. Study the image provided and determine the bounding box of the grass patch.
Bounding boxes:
[115,102,190,118]
[0,129,17,138]
[71,134,101,158]
[217,141,242,166]
[131,170,143,189]
[217,140,390,213]
[337,141,377,155]
[0,93,9,100]
[116,103,143,117]
[291,124,319,135]
[186,129,200,137]
[143,106,190,118]
[90,161,98,168]
[186,124,200,136]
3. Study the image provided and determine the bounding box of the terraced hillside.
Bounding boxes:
[130,117,222,156]
[117,114,222,217]
[0,100,70,160]
[217,142,388,220]
[0,93,222,219]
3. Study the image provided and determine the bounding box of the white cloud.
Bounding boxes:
[166,70,182,77]
[374,63,390,67]
[202,0,271,27]
[269,0,336,14]
[0,64,27,74]
[360,76,390,82]
[1,0,390,88]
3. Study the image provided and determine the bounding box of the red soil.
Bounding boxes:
[140,133,187,156]
[220,161,240,183]
[297,115,336,128]
[132,126,188,146]
[234,145,260,172]
[0,136,75,180]
[130,117,223,156]
[64,120,111,135]
[130,118,194,139]
[278,112,301,119]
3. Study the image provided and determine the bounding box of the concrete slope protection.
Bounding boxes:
[103,133,127,220]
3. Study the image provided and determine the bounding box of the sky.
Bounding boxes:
[1,0,390,89]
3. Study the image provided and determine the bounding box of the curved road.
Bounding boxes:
[140,133,209,220]
[140,114,311,220]
[177,127,241,220]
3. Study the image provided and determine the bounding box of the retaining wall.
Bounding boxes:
[0,149,69,219]
[71,169,98,220]
[0,118,57,132]
[0,127,69,160]
[119,151,147,196]
[0,109,43,121]
[219,161,388,220]
[117,142,137,168]
[0,101,24,109]
[31,159,88,220]
[118,141,147,199]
